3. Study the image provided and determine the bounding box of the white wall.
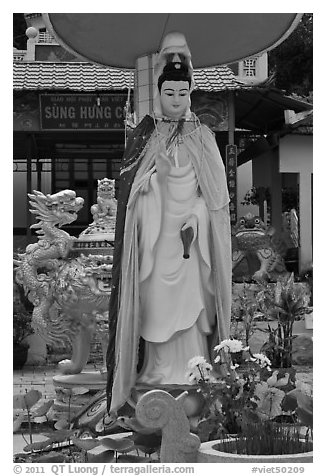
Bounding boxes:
[279,134,313,271]
[279,135,312,174]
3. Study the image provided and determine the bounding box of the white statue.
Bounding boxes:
[107,33,232,414]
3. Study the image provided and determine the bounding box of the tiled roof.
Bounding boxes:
[13,61,243,92]
[194,67,243,91]
[13,62,134,91]
[288,111,313,135]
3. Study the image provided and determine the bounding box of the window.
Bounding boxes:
[242,57,257,77]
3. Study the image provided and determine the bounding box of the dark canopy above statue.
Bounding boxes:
[43,13,302,69]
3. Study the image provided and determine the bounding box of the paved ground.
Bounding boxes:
[13,362,102,400]
[14,365,57,400]
[13,360,313,458]
[13,363,103,456]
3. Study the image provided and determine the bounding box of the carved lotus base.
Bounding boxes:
[52,371,107,422]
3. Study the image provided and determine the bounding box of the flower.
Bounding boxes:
[214,355,221,364]
[251,353,272,369]
[187,343,275,437]
[214,339,246,354]
[187,356,211,369]
[230,363,240,370]
[187,340,308,442]
[185,356,214,384]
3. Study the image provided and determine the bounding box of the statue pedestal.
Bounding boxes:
[52,371,107,421]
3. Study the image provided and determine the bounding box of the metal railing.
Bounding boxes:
[37,31,58,44]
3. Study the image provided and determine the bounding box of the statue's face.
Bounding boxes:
[160,80,190,119]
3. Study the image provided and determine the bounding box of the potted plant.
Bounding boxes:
[231,282,264,347]
[13,281,34,369]
[185,339,313,462]
[187,340,275,440]
[255,273,312,368]
[197,420,312,463]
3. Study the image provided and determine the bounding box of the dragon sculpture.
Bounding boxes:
[14,190,84,342]
[14,180,117,375]
[52,252,113,374]
[232,213,288,281]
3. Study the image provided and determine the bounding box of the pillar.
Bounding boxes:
[25,26,39,61]
[134,54,157,124]
[298,172,312,271]
[227,91,235,145]
[26,135,33,240]
[270,146,283,232]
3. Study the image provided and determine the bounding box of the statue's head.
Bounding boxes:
[157,61,192,119]
[97,178,115,197]
[153,32,194,118]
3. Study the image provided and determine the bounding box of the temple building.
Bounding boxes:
[13,13,312,272]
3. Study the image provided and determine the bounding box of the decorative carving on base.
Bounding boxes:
[52,372,107,423]
[136,389,200,463]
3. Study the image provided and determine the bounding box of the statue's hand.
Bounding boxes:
[156,151,172,183]
[180,215,198,259]
[181,214,198,242]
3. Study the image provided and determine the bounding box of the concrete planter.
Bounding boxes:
[197,439,313,463]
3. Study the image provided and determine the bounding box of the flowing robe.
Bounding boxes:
[106,116,232,413]
[137,160,215,385]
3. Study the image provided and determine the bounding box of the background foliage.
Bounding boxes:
[268,13,313,98]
